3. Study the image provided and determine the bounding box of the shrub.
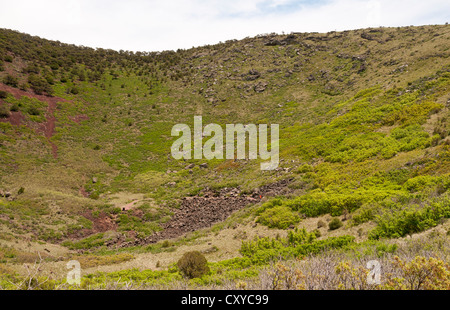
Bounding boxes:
[296,164,314,173]
[69,86,79,94]
[257,205,300,229]
[3,74,18,87]
[62,233,105,250]
[23,63,40,74]
[386,256,450,290]
[177,251,210,279]
[317,220,326,228]
[89,191,99,200]
[329,217,343,230]
[0,105,10,118]
[19,83,28,91]
[0,91,7,99]
[9,104,19,112]
[240,233,355,265]
[368,195,450,239]
[28,74,53,95]
[27,106,40,116]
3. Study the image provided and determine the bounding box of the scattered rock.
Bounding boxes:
[254,81,268,93]
[199,163,208,168]
[105,179,293,248]
[202,246,218,254]
[243,69,261,81]
[92,177,98,183]
[265,39,282,46]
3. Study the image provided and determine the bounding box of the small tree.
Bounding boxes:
[177,251,210,279]
[3,74,18,87]
[28,74,53,95]
[329,217,343,230]
[0,105,10,118]
[4,55,13,63]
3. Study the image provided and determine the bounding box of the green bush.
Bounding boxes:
[369,195,450,239]
[177,251,210,279]
[8,103,18,112]
[0,91,7,99]
[69,86,79,94]
[329,217,343,230]
[257,205,300,229]
[0,105,10,118]
[3,74,18,87]
[28,74,53,95]
[296,164,314,173]
[62,233,105,250]
[27,106,40,116]
[240,230,355,265]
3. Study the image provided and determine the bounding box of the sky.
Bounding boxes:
[0,0,449,52]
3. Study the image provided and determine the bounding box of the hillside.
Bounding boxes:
[0,24,449,290]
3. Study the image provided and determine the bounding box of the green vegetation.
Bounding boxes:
[177,251,210,279]
[0,24,449,290]
[62,233,105,250]
[329,217,343,230]
[3,74,18,87]
[369,194,450,239]
[257,205,300,229]
[240,228,354,264]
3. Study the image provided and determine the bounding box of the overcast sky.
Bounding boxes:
[0,0,449,52]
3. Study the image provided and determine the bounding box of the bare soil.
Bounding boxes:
[0,83,70,158]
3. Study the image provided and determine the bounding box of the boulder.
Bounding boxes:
[185,163,195,169]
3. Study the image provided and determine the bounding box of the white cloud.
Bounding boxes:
[0,0,448,52]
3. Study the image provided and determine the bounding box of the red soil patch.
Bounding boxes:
[0,108,26,126]
[79,186,89,198]
[68,211,118,239]
[69,114,89,124]
[0,83,70,158]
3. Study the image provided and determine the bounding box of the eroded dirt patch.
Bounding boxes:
[69,114,89,124]
[0,83,69,158]
[0,110,25,126]
[69,211,118,239]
